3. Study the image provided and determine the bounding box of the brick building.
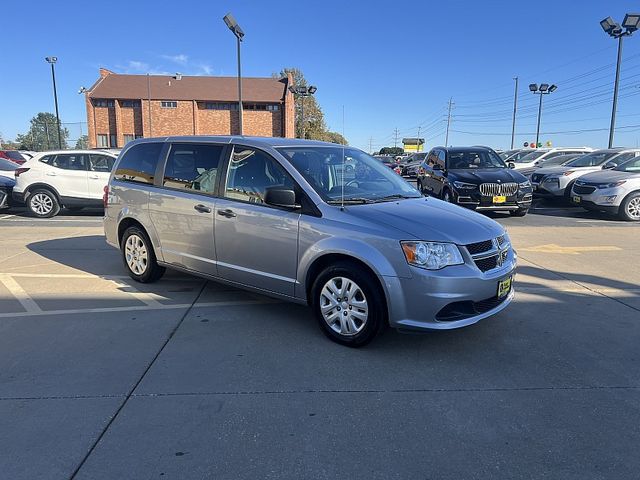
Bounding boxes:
[84,68,295,148]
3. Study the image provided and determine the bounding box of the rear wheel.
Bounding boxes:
[120,226,165,282]
[311,262,386,347]
[27,189,60,218]
[619,192,640,221]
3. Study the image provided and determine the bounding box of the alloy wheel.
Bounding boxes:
[30,193,53,216]
[627,197,640,219]
[125,234,148,275]
[319,276,369,336]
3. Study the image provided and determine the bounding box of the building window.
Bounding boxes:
[94,99,115,107]
[203,102,238,110]
[97,134,109,148]
[267,104,280,111]
[135,134,144,139]
[123,134,135,144]
[244,104,280,111]
[121,100,140,108]
[110,135,118,148]
[161,101,178,108]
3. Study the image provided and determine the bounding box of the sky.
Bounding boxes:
[1,0,640,152]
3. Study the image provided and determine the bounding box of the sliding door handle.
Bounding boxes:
[194,204,212,214]
[217,209,236,218]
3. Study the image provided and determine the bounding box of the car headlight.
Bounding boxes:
[401,241,464,270]
[453,181,476,190]
[519,180,531,188]
[562,170,576,176]
[596,180,626,189]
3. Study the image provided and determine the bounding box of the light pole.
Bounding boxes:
[288,85,317,138]
[45,56,63,149]
[511,77,518,149]
[600,14,639,148]
[529,83,557,147]
[223,13,245,135]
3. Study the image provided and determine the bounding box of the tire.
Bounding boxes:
[27,189,60,218]
[509,208,528,217]
[619,192,640,221]
[311,262,386,347]
[120,226,166,283]
[442,189,452,203]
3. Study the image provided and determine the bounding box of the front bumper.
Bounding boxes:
[571,187,623,213]
[532,177,567,197]
[454,189,532,211]
[383,254,517,332]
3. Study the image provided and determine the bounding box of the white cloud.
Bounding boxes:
[162,54,189,65]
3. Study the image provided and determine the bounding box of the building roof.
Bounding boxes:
[88,72,289,103]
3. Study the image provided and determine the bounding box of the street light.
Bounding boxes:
[288,85,318,138]
[223,13,245,135]
[600,13,639,148]
[529,83,557,147]
[45,56,63,149]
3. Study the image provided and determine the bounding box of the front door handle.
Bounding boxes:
[45,172,56,176]
[217,208,236,218]
[194,204,212,214]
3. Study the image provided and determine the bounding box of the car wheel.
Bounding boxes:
[311,262,386,347]
[619,192,640,221]
[121,226,166,283]
[442,189,452,203]
[27,189,60,218]
[509,208,528,217]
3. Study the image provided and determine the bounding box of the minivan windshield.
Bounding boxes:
[448,150,507,169]
[277,146,420,203]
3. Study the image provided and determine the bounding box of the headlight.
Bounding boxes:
[519,180,531,188]
[596,180,626,189]
[453,181,476,190]
[401,241,464,270]
[562,170,576,176]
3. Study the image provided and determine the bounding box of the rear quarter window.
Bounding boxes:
[114,143,163,185]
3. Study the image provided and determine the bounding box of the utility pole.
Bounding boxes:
[368,137,373,154]
[511,77,518,149]
[445,97,453,146]
[393,128,399,148]
[417,126,421,152]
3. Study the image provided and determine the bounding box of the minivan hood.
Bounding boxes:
[449,168,527,184]
[345,197,505,245]
[578,170,638,183]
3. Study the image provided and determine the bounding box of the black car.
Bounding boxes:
[416,146,533,216]
[0,175,15,209]
[399,152,427,177]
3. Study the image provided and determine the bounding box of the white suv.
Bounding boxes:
[13,150,118,217]
[511,147,593,176]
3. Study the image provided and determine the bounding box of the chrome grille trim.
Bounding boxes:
[465,235,511,272]
[479,182,518,196]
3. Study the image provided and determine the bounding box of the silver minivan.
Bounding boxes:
[104,137,516,346]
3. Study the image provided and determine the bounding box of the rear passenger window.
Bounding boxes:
[52,154,87,170]
[163,143,224,194]
[114,143,163,185]
[89,155,115,172]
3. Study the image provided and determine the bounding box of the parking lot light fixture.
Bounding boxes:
[289,84,318,138]
[45,56,63,149]
[529,83,538,92]
[539,83,549,92]
[601,13,638,148]
[548,84,558,93]
[223,13,245,135]
[530,81,557,148]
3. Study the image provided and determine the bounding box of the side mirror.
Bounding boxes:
[603,162,617,170]
[508,162,516,169]
[264,187,299,209]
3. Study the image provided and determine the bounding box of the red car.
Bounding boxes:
[0,150,27,165]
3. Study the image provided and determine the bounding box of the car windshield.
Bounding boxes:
[615,156,640,172]
[514,150,548,163]
[543,154,581,166]
[565,151,617,167]
[0,158,18,170]
[447,150,507,169]
[500,149,519,160]
[277,146,420,203]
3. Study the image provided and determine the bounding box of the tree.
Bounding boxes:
[379,147,404,156]
[274,68,347,144]
[15,113,69,151]
[75,135,89,149]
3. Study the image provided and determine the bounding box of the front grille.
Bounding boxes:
[573,184,596,195]
[475,255,498,272]
[479,182,518,196]
[531,174,545,183]
[465,239,493,255]
[496,235,506,247]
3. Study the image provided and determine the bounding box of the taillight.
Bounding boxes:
[14,167,30,177]
[103,185,109,208]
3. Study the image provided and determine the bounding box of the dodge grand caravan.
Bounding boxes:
[104,137,516,346]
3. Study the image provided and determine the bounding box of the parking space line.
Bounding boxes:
[0,214,17,220]
[0,274,42,313]
[0,299,277,319]
[107,277,165,307]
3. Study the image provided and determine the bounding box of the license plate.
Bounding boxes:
[573,195,581,203]
[497,276,512,299]
[492,195,507,204]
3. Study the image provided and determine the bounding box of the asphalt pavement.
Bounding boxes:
[0,203,638,479]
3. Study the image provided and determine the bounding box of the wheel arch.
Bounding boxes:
[24,183,62,203]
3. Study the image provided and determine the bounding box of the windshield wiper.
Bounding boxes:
[327,197,375,204]
[374,194,421,202]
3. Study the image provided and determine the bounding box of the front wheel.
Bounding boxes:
[28,189,60,218]
[619,193,640,221]
[442,189,452,203]
[121,226,165,283]
[311,262,386,347]
[509,208,528,217]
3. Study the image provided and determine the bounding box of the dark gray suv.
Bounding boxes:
[104,136,516,346]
